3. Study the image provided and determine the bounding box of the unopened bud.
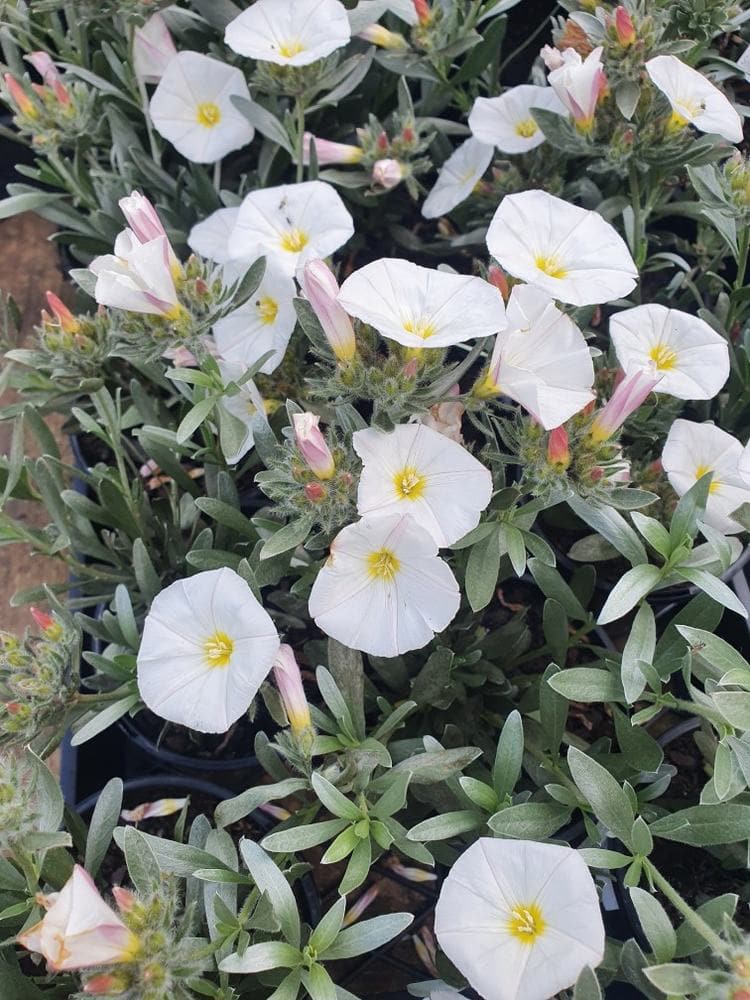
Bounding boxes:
[84,973,129,995]
[614,6,636,45]
[547,426,571,470]
[376,131,389,152]
[403,357,420,379]
[413,0,432,26]
[299,259,356,363]
[112,886,136,914]
[293,413,335,479]
[358,25,408,50]
[487,264,509,301]
[402,126,415,143]
[4,74,37,118]
[373,158,404,189]
[30,607,63,639]
[273,644,312,735]
[304,482,326,502]
[45,291,80,334]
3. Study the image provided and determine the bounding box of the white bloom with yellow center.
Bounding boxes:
[435,839,605,1000]
[137,567,279,733]
[662,420,750,536]
[337,258,506,348]
[149,51,255,163]
[486,189,638,306]
[610,303,729,400]
[89,234,182,318]
[482,284,595,428]
[228,181,354,278]
[188,206,240,265]
[308,514,460,657]
[468,85,567,154]
[224,0,351,67]
[645,55,743,144]
[422,138,494,219]
[353,423,492,547]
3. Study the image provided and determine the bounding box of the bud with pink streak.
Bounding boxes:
[293,412,336,480]
[299,258,356,363]
[547,46,608,132]
[133,12,177,83]
[614,7,636,46]
[547,425,571,469]
[25,52,70,104]
[45,291,80,334]
[589,367,662,443]
[303,132,363,165]
[273,644,312,735]
[3,74,37,117]
[17,865,140,972]
[373,158,404,189]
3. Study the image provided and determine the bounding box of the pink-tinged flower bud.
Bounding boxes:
[293,412,336,480]
[84,973,130,995]
[118,191,168,245]
[547,426,571,469]
[4,74,37,117]
[343,885,381,927]
[419,385,465,444]
[358,24,408,50]
[547,46,608,132]
[30,606,63,639]
[273,644,312,735]
[403,356,420,379]
[304,482,326,502]
[5,701,23,715]
[17,866,140,972]
[487,264,509,301]
[373,158,404,189]
[260,802,292,821]
[302,132,363,166]
[413,0,432,25]
[25,52,70,104]
[614,7,636,45]
[299,258,356,363]
[540,45,565,70]
[589,367,662,443]
[45,291,80,334]
[120,798,187,823]
[133,12,177,84]
[376,131,389,152]
[402,125,415,143]
[111,886,136,914]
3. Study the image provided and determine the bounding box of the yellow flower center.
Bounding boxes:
[695,464,721,494]
[403,316,436,340]
[257,296,279,325]
[196,101,222,128]
[278,39,305,58]
[534,255,568,279]
[393,466,427,500]
[367,548,401,581]
[507,902,545,944]
[514,117,538,138]
[280,228,309,253]
[203,630,234,668]
[649,342,678,371]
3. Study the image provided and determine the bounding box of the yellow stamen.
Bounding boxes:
[695,464,721,494]
[278,39,304,58]
[257,296,279,325]
[514,118,538,138]
[203,630,234,668]
[403,316,436,340]
[473,370,500,399]
[196,101,222,128]
[279,228,309,253]
[507,902,545,943]
[163,303,187,323]
[649,342,678,371]
[534,255,568,279]
[367,548,401,581]
[393,466,427,501]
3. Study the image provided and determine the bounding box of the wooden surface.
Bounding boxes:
[0,212,71,634]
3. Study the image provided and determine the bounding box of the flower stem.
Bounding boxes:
[296,98,307,183]
[129,24,160,164]
[628,162,646,276]
[645,860,726,954]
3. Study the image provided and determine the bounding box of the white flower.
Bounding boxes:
[468,85,566,154]
[337,258,506,348]
[308,514,460,657]
[353,423,491,547]
[149,51,255,163]
[662,420,750,536]
[228,181,354,278]
[486,189,638,306]
[547,46,607,131]
[645,55,743,144]
[213,261,296,375]
[218,360,267,464]
[89,234,182,317]
[137,567,279,732]
[224,0,350,67]
[610,303,729,400]
[17,866,139,972]
[422,138,493,219]
[434,839,605,1000]
[188,206,240,265]
[480,284,595,428]
[133,12,177,83]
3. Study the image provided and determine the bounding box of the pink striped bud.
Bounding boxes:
[293,413,335,479]
[84,973,130,995]
[118,191,168,245]
[45,291,80,334]
[358,25,408,50]
[299,259,356,363]
[133,13,177,84]
[589,367,662,443]
[304,482,326,502]
[547,426,571,469]
[4,74,37,117]
[302,132,363,166]
[376,131,389,151]
[30,607,62,639]
[487,264,509,301]
[273,644,312,734]
[614,7,636,46]
[372,158,404,189]
[413,0,432,25]
[25,52,70,104]
[343,885,380,927]
[111,886,136,914]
